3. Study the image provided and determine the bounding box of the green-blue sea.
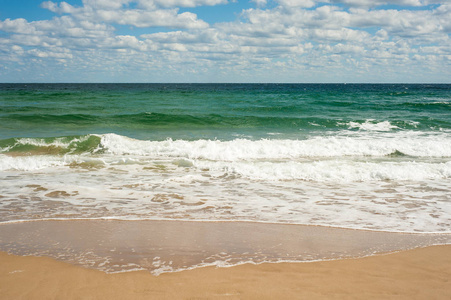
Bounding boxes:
[1,83,451,228]
[2,83,451,141]
[1,83,451,274]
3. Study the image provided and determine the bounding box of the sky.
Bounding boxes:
[0,0,450,83]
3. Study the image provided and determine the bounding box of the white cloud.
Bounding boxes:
[81,0,131,10]
[28,48,73,59]
[251,0,267,7]
[138,0,228,9]
[93,8,209,28]
[41,1,210,29]
[326,0,424,7]
[277,0,316,8]
[141,29,220,44]
[0,18,40,34]
[41,1,80,14]
[42,0,229,12]
[1,0,450,82]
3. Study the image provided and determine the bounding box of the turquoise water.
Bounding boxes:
[1,83,450,141]
[0,84,450,233]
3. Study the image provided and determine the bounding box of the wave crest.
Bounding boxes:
[99,132,451,160]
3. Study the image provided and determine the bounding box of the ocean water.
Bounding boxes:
[1,83,451,233]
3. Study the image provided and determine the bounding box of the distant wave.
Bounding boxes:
[2,133,451,182]
[2,112,446,132]
[0,135,102,156]
[97,133,451,159]
[2,132,451,158]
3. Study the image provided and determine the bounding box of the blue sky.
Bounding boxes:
[0,0,450,83]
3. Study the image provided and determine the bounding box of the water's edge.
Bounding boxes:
[1,220,449,275]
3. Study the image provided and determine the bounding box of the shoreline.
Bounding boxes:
[1,245,451,299]
[1,219,450,275]
[2,217,451,235]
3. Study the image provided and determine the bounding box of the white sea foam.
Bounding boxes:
[99,132,451,161]
[2,132,451,175]
[0,154,67,171]
[194,160,451,182]
[347,120,399,131]
[0,154,109,171]
[1,132,450,233]
[14,135,93,149]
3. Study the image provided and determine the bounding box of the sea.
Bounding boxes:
[1,83,450,274]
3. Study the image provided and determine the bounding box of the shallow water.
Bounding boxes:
[1,84,450,272]
[1,220,450,275]
[1,130,450,232]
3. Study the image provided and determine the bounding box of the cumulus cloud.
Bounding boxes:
[251,0,268,7]
[1,0,450,82]
[138,0,229,9]
[41,1,210,29]
[94,8,209,28]
[41,1,79,13]
[42,0,229,12]
[326,0,423,7]
[277,0,316,7]
[0,18,41,34]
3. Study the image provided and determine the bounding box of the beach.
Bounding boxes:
[1,220,450,299]
[1,245,450,299]
[1,83,450,298]
[1,220,449,275]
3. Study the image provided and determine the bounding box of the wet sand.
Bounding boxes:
[1,220,450,274]
[1,245,450,299]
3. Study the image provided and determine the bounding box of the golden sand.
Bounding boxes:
[1,245,450,300]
